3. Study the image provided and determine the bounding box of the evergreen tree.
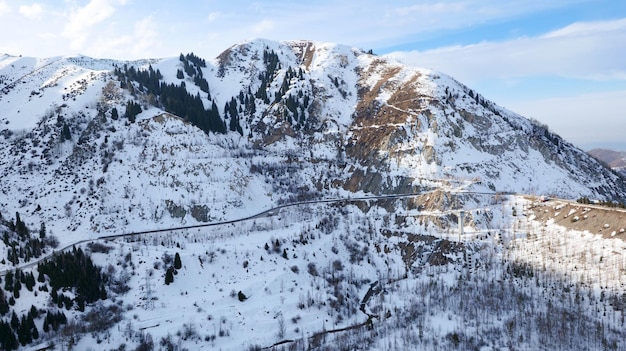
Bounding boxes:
[38,247,107,304]
[0,320,18,350]
[124,100,142,123]
[4,271,13,291]
[176,69,184,79]
[111,107,119,120]
[10,311,18,330]
[37,270,45,283]
[165,267,174,285]
[61,123,71,142]
[24,272,35,291]
[17,315,31,346]
[14,212,28,238]
[0,290,9,315]
[174,253,182,270]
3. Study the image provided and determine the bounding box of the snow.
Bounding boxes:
[0,39,625,350]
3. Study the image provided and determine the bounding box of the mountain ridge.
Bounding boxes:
[588,148,626,170]
[1,39,626,351]
[1,39,625,239]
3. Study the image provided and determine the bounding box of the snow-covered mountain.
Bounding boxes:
[1,40,626,350]
[1,40,623,239]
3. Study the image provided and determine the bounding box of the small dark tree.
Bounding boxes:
[39,223,46,239]
[111,107,119,120]
[10,311,19,330]
[164,267,174,285]
[0,291,9,316]
[14,212,28,238]
[174,253,182,270]
[238,291,247,302]
[61,123,72,142]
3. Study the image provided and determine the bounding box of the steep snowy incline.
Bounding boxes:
[343,50,626,199]
[0,39,624,246]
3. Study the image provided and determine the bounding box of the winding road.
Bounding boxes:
[0,191,444,277]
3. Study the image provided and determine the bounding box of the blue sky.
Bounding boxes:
[0,0,624,150]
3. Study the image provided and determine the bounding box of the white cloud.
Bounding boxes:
[62,0,127,50]
[384,18,626,83]
[543,18,626,38]
[252,19,275,34]
[19,3,43,20]
[84,16,160,59]
[0,2,11,17]
[129,16,159,57]
[207,11,220,22]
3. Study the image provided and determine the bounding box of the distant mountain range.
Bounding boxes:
[588,148,626,173]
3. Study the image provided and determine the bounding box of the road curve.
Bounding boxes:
[0,190,502,277]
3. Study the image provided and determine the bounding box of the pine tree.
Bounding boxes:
[10,311,18,330]
[14,212,28,238]
[4,271,13,291]
[111,107,119,120]
[165,267,174,285]
[0,290,9,315]
[61,123,71,142]
[0,320,18,350]
[38,223,46,239]
[124,100,142,123]
[174,253,182,270]
[17,315,31,346]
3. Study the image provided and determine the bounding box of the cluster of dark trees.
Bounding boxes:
[124,100,142,123]
[0,244,108,349]
[112,49,318,138]
[0,271,67,350]
[164,252,182,285]
[577,197,626,209]
[37,247,108,306]
[179,52,210,93]
[2,212,54,265]
[161,81,226,134]
[3,270,36,300]
[255,49,281,104]
[256,49,310,129]
[114,59,227,134]
[224,96,243,135]
[0,306,66,350]
[0,311,36,349]
[116,64,163,94]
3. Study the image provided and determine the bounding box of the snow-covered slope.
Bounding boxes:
[2,40,624,240]
[1,40,626,350]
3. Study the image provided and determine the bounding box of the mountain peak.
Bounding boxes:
[0,38,624,240]
[1,39,626,351]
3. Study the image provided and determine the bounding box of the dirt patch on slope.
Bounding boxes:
[346,60,424,164]
[289,41,316,70]
[527,199,626,238]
